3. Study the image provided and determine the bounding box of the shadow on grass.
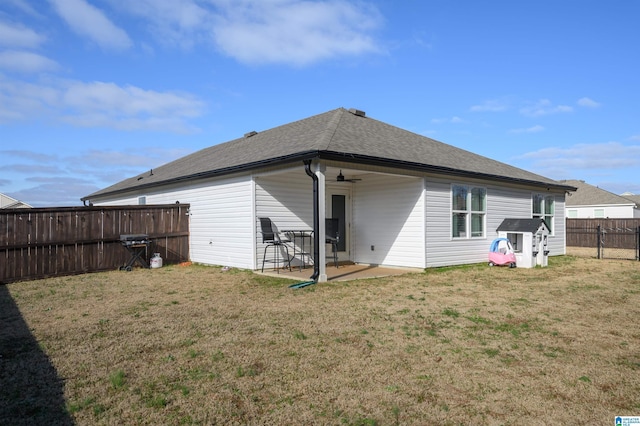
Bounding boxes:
[0,284,73,425]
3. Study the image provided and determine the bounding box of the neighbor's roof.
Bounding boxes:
[497,218,550,233]
[84,108,574,201]
[561,180,637,207]
[622,193,640,205]
[0,193,32,209]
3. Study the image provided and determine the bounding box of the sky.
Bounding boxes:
[1,0,639,207]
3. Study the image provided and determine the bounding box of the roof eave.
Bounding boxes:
[82,150,575,202]
[318,151,576,192]
[82,151,321,202]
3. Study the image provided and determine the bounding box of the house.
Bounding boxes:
[561,179,640,218]
[0,193,32,209]
[83,107,575,281]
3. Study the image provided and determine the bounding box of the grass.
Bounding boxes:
[1,257,640,425]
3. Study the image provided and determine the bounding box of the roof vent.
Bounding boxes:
[348,108,366,117]
[244,131,258,138]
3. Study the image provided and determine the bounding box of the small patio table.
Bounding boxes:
[283,230,314,271]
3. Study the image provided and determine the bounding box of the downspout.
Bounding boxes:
[304,159,320,282]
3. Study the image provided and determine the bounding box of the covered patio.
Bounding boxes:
[255,161,427,283]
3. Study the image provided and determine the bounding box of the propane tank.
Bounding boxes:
[150,253,163,268]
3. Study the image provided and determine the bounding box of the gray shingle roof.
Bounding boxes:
[84,108,573,200]
[497,218,550,233]
[561,180,637,207]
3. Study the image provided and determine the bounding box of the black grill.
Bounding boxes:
[119,234,150,270]
[120,234,150,246]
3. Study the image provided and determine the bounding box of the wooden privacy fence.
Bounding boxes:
[566,218,640,260]
[1,204,190,284]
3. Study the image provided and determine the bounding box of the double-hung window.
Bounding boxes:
[452,185,486,238]
[532,194,554,234]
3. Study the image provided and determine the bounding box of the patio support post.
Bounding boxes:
[316,162,327,282]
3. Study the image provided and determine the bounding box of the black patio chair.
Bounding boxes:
[325,218,340,268]
[259,217,292,273]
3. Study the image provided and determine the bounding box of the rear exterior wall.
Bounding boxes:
[91,174,256,269]
[424,176,566,268]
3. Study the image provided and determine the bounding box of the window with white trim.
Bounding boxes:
[532,194,554,233]
[452,185,486,238]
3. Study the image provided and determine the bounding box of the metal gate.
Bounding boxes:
[597,225,640,260]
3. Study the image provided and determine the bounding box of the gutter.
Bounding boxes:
[303,159,320,283]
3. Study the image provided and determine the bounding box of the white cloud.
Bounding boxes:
[0,20,45,47]
[518,142,640,171]
[3,0,42,17]
[431,116,466,124]
[62,81,202,118]
[49,0,132,50]
[0,50,59,73]
[115,0,383,65]
[0,77,59,121]
[8,176,97,206]
[630,135,640,141]
[0,76,204,132]
[470,99,509,112]
[77,148,190,168]
[577,97,600,108]
[60,81,205,132]
[113,0,208,49]
[212,1,383,65]
[520,99,573,117]
[1,150,58,162]
[1,146,192,206]
[509,125,544,134]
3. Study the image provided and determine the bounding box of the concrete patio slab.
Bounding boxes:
[257,263,423,282]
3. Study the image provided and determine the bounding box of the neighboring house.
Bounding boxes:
[622,192,640,210]
[562,180,640,218]
[0,193,32,209]
[83,107,575,281]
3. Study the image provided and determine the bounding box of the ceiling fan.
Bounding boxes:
[336,170,361,182]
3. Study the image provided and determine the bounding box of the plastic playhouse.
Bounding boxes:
[488,238,517,267]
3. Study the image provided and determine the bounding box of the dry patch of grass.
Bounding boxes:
[2,257,640,425]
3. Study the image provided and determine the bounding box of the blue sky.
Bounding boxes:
[1,0,639,207]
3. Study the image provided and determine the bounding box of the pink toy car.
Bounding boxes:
[488,238,517,268]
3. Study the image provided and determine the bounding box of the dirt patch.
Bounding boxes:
[2,257,639,425]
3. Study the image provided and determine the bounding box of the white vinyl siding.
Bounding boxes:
[150,176,254,268]
[91,175,256,269]
[426,178,565,267]
[352,174,425,268]
[254,169,314,267]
